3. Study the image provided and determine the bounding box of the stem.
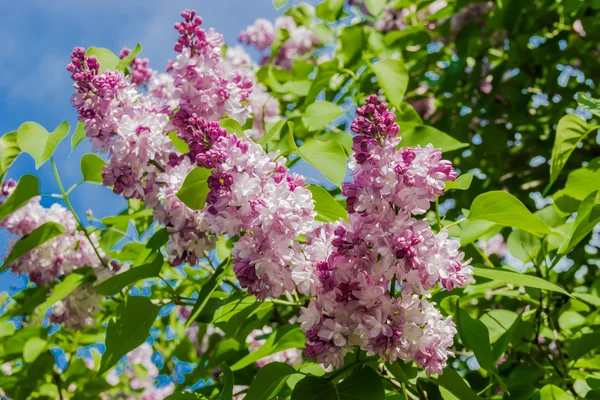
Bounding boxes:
[442,218,467,230]
[149,159,165,172]
[51,159,109,270]
[53,371,64,400]
[268,298,302,307]
[435,197,441,232]
[390,276,397,298]
[471,242,496,268]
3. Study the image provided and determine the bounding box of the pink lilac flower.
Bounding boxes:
[145,157,214,266]
[171,109,315,298]
[101,107,172,199]
[295,95,471,375]
[238,16,320,69]
[67,47,139,152]
[105,343,175,399]
[49,286,101,330]
[0,180,103,286]
[479,233,506,258]
[238,19,276,51]
[120,47,154,86]
[171,9,253,123]
[224,46,281,139]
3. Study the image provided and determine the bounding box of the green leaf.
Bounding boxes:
[563,158,600,200]
[305,60,339,106]
[302,101,345,131]
[291,365,384,400]
[273,0,288,9]
[86,47,120,73]
[169,131,189,153]
[316,0,344,22]
[473,265,571,296]
[298,139,347,187]
[548,114,589,188]
[0,174,40,223]
[399,125,468,153]
[445,173,473,191]
[98,296,161,374]
[245,362,300,400]
[565,331,600,360]
[492,315,520,362]
[480,310,519,344]
[219,118,244,138]
[232,325,305,371]
[338,25,365,66]
[371,58,409,108]
[17,121,69,169]
[216,364,234,400]
[537,384,574,400]
[577,92,600,118]
[559,191,600,254]
[101,208,154,226]
[115,43,142,71]
[258,120,284,146]
[309,185,348,222]
[71,122,87,151]
[0,131,21,179]
[81,153,106,184]
[468,191,551,235]
[176,167,212,210]
[455,303,496,372]
[23,338,47,363]
[364,0,387,15]
[506,229,541,262]
[0,320,16,338]
[95,253,164,296]
[3,222,66,266]
[37,267,94,312]
[460,220,501,246]
[434,368,481,400]
[186,260,230,328]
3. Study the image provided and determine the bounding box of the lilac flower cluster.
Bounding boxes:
[0,180,103,286]
[238,15,320,69]
[224,46,281,139]
[119,47,154,87]
[171,110,315,299]
[293,95,472,375]
[67,11,311,292]
[105,343,174,399]
[171,9,253,123]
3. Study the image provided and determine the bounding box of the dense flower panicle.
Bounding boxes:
[0,180,103,286]
[295,95,471,374]
[101,105,172,199]
[147,72,179,112]
[68,47,139,151]
[49,286,101,330]
[237,19,276,51]
[145,158,214,265]
[171,10,253,123]
[120,47,154,86]
[106,343,175,399]
[173,110,315,298]
[238,15,320,69]
[224,46,281,139]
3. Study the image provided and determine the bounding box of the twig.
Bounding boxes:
[51,159,109,270]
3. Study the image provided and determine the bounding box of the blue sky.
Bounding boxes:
[0,0,318,292]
